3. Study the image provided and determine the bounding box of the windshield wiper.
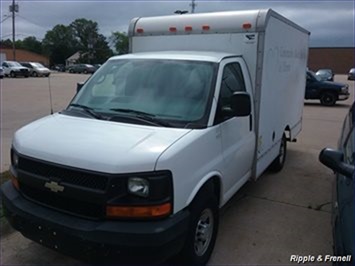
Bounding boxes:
[109,108,172,127]
[68,103,106,120]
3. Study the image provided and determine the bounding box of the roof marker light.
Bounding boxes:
[185,26,193,31]
[136,28,144,33]
[243,23,252,29]
[202,25,210,31]
[169,26,177,32]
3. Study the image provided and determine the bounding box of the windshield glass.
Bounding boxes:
[70,59,216,128]
[309,71,321,81]
[32,63,45,68]
[8,61,22,67]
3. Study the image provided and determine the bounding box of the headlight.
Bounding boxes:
[11,149,19,167]
[341,86,349,93]
[128,177,149,197]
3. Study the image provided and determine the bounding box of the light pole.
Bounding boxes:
[9,0,19,60]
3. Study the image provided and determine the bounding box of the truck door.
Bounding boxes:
[213,58,255,199]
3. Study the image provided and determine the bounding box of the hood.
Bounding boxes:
[320,80,345,88]
[13,114,191,173]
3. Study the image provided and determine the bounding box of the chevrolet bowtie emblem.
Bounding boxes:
[44,181,65,193]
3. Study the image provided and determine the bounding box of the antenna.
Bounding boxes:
[48,76,54,115]
[190,0,197,13]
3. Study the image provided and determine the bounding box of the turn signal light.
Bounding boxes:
[11,174,19,190]
[106,203,172,219]
[243,22,252,29]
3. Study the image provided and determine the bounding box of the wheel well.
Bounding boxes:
[193,176,221,206]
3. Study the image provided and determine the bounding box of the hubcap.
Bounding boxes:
[194,208,214,257]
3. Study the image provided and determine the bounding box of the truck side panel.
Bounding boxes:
[255,15,309,178]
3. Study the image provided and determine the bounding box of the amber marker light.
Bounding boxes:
[10,174,20,190]
[106,202,172,219]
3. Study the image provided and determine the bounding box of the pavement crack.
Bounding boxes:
[246,194,332,213]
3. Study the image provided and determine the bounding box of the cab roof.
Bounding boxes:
[109,51,238,63]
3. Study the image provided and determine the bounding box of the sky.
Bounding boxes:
[0,0,354,47]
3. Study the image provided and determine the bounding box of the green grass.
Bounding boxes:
[0,170,12,186]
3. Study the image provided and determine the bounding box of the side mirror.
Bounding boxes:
[230,92,251,117]
[76,82,85,93]
[319,148,354,179]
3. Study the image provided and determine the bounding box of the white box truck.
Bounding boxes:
[2,9,309,265]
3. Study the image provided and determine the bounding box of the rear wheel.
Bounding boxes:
[179,183,219,265]
[269,134,287,172]
[320,92,337,106]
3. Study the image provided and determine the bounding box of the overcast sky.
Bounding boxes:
[0,0,354,47]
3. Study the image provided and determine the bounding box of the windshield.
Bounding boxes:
[8,61,23,67]
[309,71,322,81]
[32,62,45,68]
[70,59,216,128]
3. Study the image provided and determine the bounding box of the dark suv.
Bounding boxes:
[319,103,354,265]
[67,64,96,74]
[305,71,349,106]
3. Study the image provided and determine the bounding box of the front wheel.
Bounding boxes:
[269,134,287,172]
[320,92,337,106]
[179,185,219,265]
[10,71,16,78]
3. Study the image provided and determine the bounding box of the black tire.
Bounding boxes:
[83,69,88,74]
[269,134,287,172]
[179,183,219,265]
[32,71,38,77]
[10,71,16,78]
[69,69,74,73]
[320,92,337,106]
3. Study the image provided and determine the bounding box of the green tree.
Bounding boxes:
[70,18,112,64]
[0,39,13,48]
[110,31,129,55]
[42,24,78,65]
[21,36,42,54]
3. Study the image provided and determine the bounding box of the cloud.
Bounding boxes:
[0,1,354,47]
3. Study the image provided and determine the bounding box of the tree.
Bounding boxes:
[110,31,129,55]
[42,24,78,65]
[70,18,112,63]
[21,36,43,54]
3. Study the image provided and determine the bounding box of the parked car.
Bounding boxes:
[305,71,349,106]
[0,66,4,79]
[348,68,355,80]
[51,64,66,72]
[1,61,30,78]
[319,103,354,265]
[20,62,50,77]
[67,64,96,74]
[316,68,334,81]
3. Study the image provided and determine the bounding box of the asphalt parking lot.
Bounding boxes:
[0,73,353,265]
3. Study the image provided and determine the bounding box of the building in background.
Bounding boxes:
[0,47,49,66]
[308,47,354,74]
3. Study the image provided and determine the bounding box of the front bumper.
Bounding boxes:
[338,92,350,101]
[1,182,189,263]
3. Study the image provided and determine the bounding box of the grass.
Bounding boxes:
[0,170,12,186]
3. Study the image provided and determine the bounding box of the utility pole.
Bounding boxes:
[9,0,19,60]
[190,0,196,13]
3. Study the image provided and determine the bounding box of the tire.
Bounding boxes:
[33,72,38,77]
[69,69,74,73]
[269,134,287,172]
[10,71,16,78]
[320,92,337,106]
[83,69,88,74]
[179,183,219,265]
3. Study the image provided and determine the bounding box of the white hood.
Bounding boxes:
[13,114,191,173]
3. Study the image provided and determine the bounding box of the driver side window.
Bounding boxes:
[214,63,246,124]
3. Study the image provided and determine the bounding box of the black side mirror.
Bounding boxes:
[230,92,251,117]
[76,82,85,93]
[319,148,354,179]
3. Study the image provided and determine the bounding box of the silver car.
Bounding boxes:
[348,68,355,80]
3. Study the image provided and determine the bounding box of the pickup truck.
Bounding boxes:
[1,9,309,265]
[305,70,349,106]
